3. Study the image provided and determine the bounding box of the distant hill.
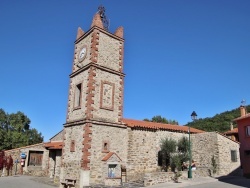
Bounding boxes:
[186,105,250,132]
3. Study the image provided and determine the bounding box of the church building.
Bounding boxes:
[4,6,241,188]
[59,7,240,187]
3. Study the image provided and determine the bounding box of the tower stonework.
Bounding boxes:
[61,10,128,187]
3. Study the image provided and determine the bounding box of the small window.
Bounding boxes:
[245,150,250,156]
[74,83,82,108]
[108,164,117,178]
[70,140,75,152]
[104,143,108,150]
[246,126,250,136]
[102,141,109,153]
[231,150,237,162]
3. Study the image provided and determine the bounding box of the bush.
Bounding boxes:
[160,136,189,172]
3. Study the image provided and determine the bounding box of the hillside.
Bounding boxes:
[186,105,250,132]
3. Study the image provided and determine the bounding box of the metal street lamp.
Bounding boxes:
[188,111,197,179]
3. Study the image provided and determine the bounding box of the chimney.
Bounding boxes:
[240,105,246,117]
[230,122,233,131]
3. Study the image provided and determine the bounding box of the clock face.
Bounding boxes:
[78,47,87,62]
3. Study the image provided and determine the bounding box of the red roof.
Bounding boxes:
[102,152,122,161]
[234,113,250,121]
[122,118,204,133]
[44,142,63,149]
[224,128,238,135]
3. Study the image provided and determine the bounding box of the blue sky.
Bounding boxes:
[1,0,250,141]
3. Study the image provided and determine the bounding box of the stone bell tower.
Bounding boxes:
[61,6,127,187]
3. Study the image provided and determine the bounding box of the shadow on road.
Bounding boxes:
[217,176,250,188]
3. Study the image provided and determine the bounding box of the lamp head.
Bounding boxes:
[191,111,197,121]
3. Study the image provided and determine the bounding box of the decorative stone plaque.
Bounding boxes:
[100,81,114,110]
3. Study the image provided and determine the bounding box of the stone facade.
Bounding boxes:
[141,132,240,186]
[50,130,64,142]
[192,132,240,176]
[127,129,188,181]
[61,11,125,188]
[144,169,211,186]
[48,150,62,182]
[89,124,128,184]
[4,136,64,180]
[4,143,48,177]
[59,10,241,187]
[127,129,157,180]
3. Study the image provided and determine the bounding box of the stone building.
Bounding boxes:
[4,143,49,177]
[44,130,64,181]
[3,131,63,179]
[3,7,241,188]
[58,8,240,187]
[192,132,240,176]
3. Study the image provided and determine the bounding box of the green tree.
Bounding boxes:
[27,128,43,145]
[177,137,189,168]
[186,105,250,132]
[0,108,43,150]
[144,115,179,125]
[160,138,176,170]
[160,136,189,172]
[0,109,8,149]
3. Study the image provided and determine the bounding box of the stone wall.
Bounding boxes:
[192,132,240,176]
[50,130,63,142]
[4,143,48,176]
[156,131,188,151]
[127,129,188,182]
[144,172,176,186]
[92,69,122,123]
[55,150,62,180]
[217,133,240,175]
[192,132,218,169]
[48,150,62,183]
[66,71,88,122]
[73,32,92,71]
[143,168,210,186]
[89,124,128,185]
[61,125,84,188]
[97,32,122,72]
[126,130,240,183]
[127,129,157,181]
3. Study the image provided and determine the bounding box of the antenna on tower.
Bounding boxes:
[241,99,246,107]
[241,99,247,114]
[98,5,110,31]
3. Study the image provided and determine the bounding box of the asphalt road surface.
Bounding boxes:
[0,175,57,188]
[1,175,250,188]
[184,176,250,188]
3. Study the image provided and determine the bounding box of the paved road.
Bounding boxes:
[147,176,250,188]
[0,175,57,188]
[1,175,250,188]
[185,177,250,188]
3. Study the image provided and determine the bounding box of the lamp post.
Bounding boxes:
[188,111,197,179]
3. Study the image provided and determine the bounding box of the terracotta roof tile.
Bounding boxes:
[102,152,122,161]
[234,113,250,121]
[122,118,204,133]
[224,128,238,134]
[44,141,63,150]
